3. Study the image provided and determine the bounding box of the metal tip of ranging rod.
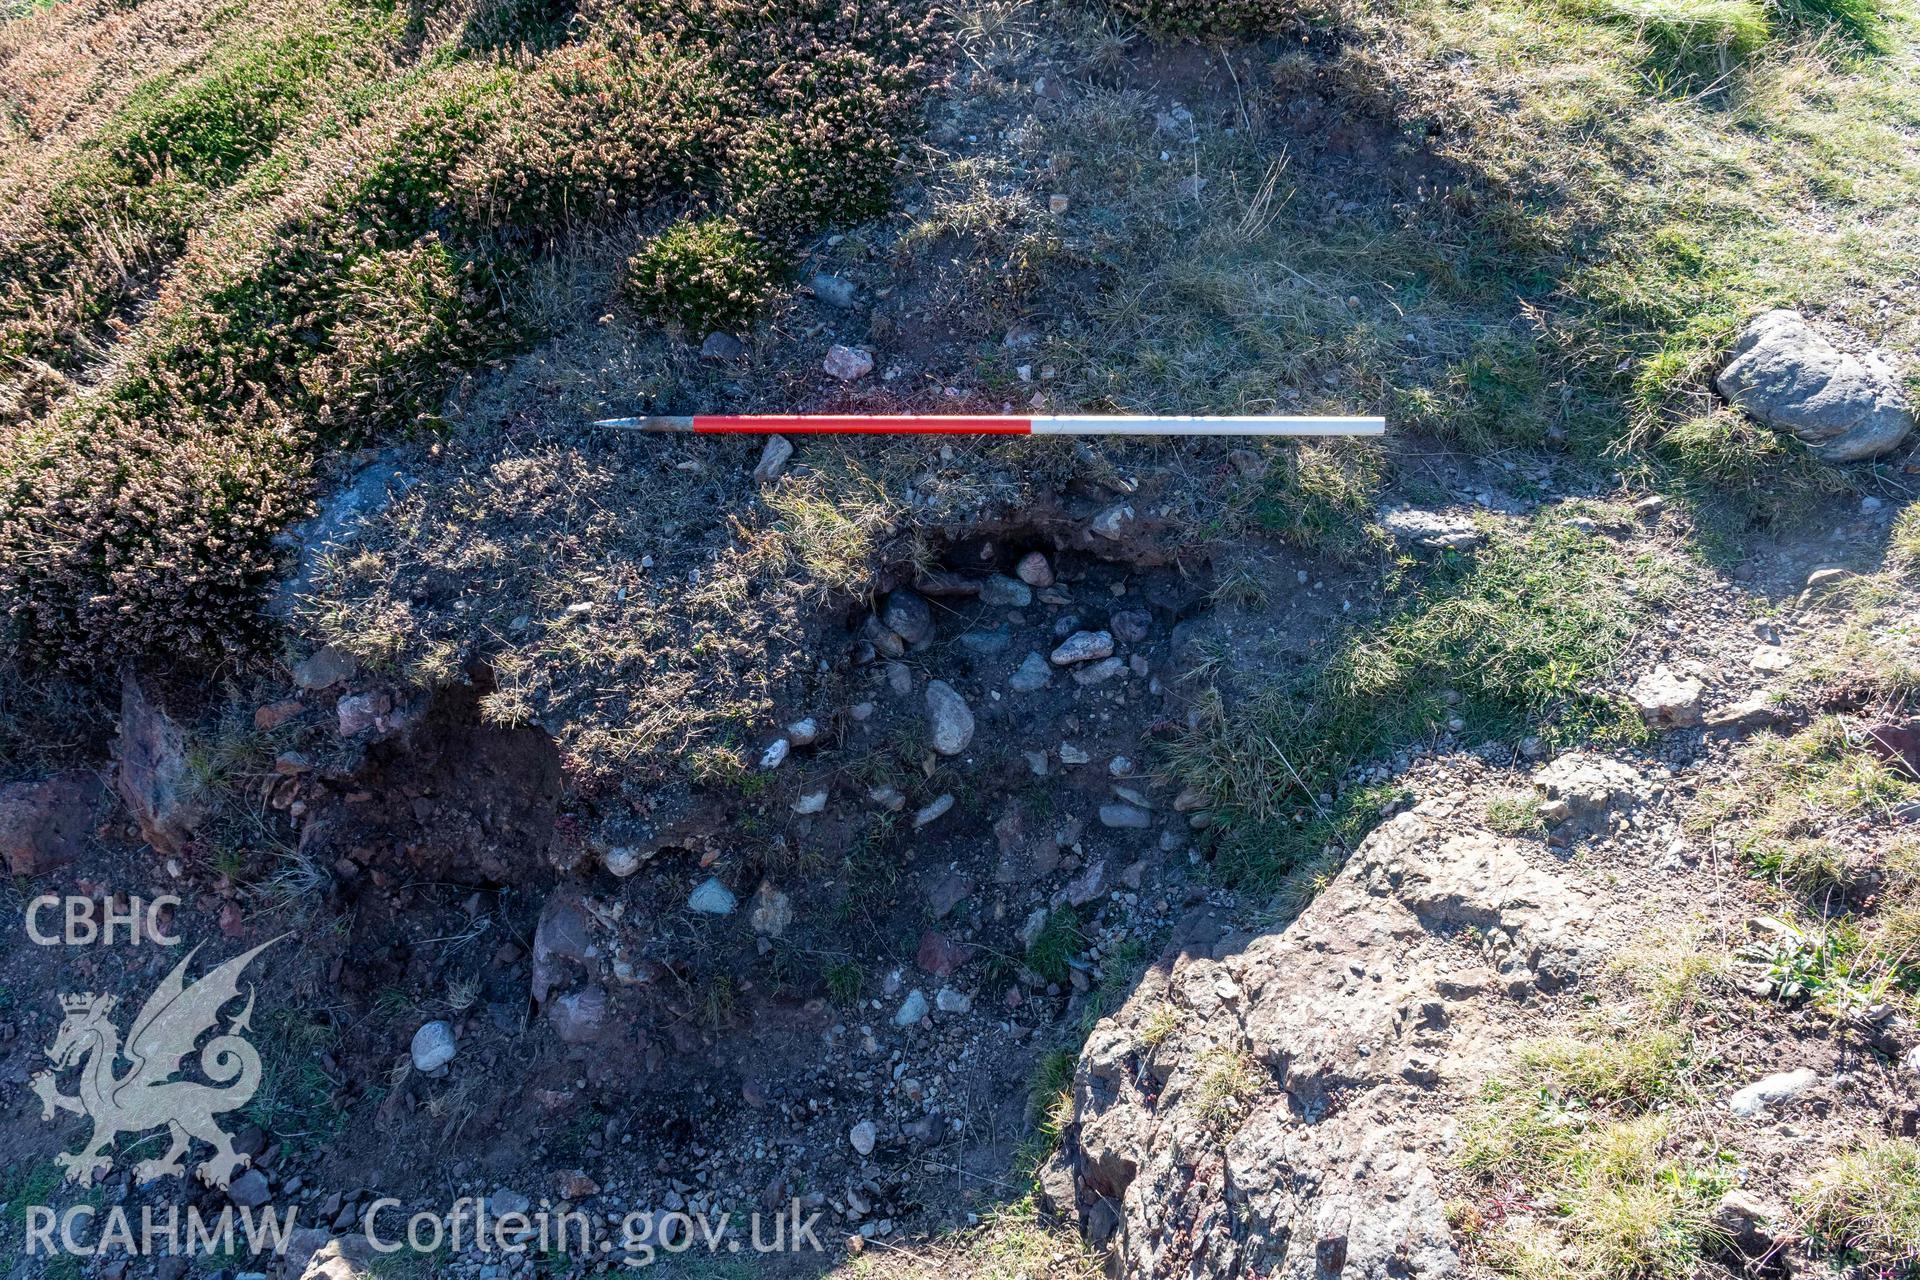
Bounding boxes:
[589,413,1385,437]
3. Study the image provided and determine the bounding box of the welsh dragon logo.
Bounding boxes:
[29,938,282,1189]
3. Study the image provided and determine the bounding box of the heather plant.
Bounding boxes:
[623,216,778,332]
[1104,0,1345,38]
[0,0,942,671]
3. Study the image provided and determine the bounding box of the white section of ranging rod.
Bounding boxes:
[1027,415,1382,436]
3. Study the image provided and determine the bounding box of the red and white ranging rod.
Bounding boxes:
[591,413,1385,437]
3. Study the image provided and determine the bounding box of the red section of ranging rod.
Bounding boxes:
[692,414,1031,434]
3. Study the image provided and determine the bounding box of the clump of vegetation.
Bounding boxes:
[1190,1047,1262,1135]
[0,0,940,674]
[1461,1029,1728,1280]
[1485,792,1546,836]
[1796,1139,1920,1274]
[624,216,779,332]
[1170,518,1650,884]
[1105,0,1345,38]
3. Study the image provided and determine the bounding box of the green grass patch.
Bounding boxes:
[1461,1030,1729,1280]
[1170,518,1650,885]
[1796,1139,1920,1273]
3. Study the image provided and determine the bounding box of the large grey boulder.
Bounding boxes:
[1716,309,1912,462]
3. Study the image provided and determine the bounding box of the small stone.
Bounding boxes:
[1072,656,1126,687]
[1804,566,1853,592]
[882,591,934,645]
[292,645,357,691]
[1018,908,1049,950]
[786,717,819,746]
[410,1020,458,1074]
[749,883,793,937]
[1749,646,1793,672]
[1048,194,1070,214]
[1091,505,1134,540]
[699,331,744,360]
[252,699,303,731]
[848,1121,877,1156]
[1023,751,1049,776]
[1051,630,1115,665]
[1109,609,1151,644]
[869,785,906,811]
[688,877,738,915]
[602,846,644,877]
[752,434,793,486]
[925,680,975,755]
[893,989,929,1027]
[1108,756,1134,777]
[1009,651,1052,692]
[917,930,975,976]
[979,574,1033,607]
[914,793,955,828]
[1059,743,1090,765]
[1566,516,1598,534]
[791,789,828,815]
[1633,495,1666,519]
[823,344,875,381]
[1099,804,1152,830]
[227,1170,271,1208]
[1629,665,1705,728]
[925,869,974,918]
[1016,552,1054,587]
[335,690,390,737]
[958,628,1011,654]
[935,987,972,1014]
[811,274,858,308]
[1727,1068,1816,1117]
[760,738,791,770]
[1380,508,1480,552]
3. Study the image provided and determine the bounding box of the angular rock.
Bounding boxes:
[914,793,954,828]
[227,1169,271,1208]
[893,989,929,1027]
[1716,309,1913,461]
[823,344,875,381]
[1381,508,1480,552]
[882,591,934,645]
[547,984,610,1044]
[699,331,744,361]
[849,1120,877,1156]
[917,930,975,976]
[752,434,793,486]
[749,883,793,937]
[1009,651,1053,692]
[935,987,972,1014]
[1099,804,1152,830]
[925,680,975,755]
[1629,666,1705,729]
[0,771,103,876]
[1091,505,1134,541]
[1016,551,1055,587]
[115,674,205,856]
[792,789,828,815]
[924,869,974,918]
[688,877,738,915]
[292,645,357,691]
[1109,609,1151,644]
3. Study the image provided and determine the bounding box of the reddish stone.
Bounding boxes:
[253,699,304,731]
[1863,723,1920,781]
[0,771,103,875]
[916,930,975,977]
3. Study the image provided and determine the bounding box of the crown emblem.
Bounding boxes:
[60,992,110,1014]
